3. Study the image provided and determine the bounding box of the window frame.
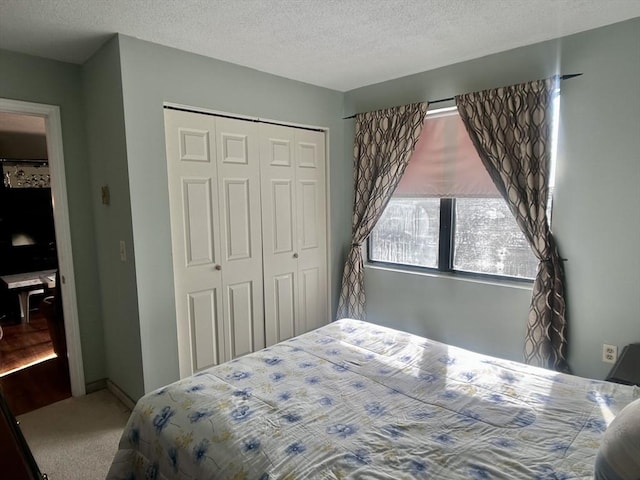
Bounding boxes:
[367,197,536,284]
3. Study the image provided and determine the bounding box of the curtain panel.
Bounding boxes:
[456,78,570,372]
[337,102,428,320]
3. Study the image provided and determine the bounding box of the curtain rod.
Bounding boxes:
[163,105,324,133]
[342,73,583,120]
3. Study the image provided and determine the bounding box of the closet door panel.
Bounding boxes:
[299,180,319,250]
[271,180,294,253]
[222,178,252,261]
[182,178,215,265]
[215,117,265,357]
[260,124,298,346]
[299,267,320,334]
[295,130,328,332]
[273,273,296,342]
[226,281,256,358]
[165,109,224,378]
[189,288,221,371]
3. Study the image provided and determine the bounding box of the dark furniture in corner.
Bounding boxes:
[606,343,640,386]
[0,388,46,479]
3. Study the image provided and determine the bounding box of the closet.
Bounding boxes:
[164,108,328,378]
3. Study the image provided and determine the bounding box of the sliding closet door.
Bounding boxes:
[261,124,328,346]
[165,109,224,378]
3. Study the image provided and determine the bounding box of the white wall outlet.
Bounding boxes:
[119,240,127,262]
[602,344,618,364]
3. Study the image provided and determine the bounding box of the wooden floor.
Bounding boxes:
[0,311,71,416]
[0,314,55,375]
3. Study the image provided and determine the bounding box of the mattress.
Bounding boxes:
[107,319,638,479]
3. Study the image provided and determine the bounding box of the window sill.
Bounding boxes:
[364,262,534,291]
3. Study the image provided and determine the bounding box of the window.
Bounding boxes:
[369,105,556,281]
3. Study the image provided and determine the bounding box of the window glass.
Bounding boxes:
[453,198,538,278]
[369,198,440,268]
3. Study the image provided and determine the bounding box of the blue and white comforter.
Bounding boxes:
[107,319,638,479]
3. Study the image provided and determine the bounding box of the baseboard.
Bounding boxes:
[106,380,136,410]
[84,378,107,394]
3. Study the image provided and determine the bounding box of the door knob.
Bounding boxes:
[215,264,222,270]
[293,253,299,259]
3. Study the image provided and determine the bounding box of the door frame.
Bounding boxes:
[0,98,85,397]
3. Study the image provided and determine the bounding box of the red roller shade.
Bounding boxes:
[395,109,499,198]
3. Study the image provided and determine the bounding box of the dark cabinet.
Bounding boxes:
[0,389,46,479]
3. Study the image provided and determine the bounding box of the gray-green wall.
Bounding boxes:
[344,18,640,380]
[116,34,349,395]
[81,38,145,400]
[0,49,106,384]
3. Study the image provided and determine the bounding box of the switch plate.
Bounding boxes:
[603,344,618,364]
[119,240,126,262]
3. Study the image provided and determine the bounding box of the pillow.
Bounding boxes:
[595,397,640,480]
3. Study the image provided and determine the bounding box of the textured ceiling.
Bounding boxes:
[1,0,639,91]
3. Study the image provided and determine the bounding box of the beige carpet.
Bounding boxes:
[17,389,131,480]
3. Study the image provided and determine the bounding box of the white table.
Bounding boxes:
[0,269,56,323]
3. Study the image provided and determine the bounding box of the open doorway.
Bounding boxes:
[0,112,70,414]
[0,100,85,415]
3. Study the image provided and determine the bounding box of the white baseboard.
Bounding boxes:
[106,380,136,410]
[85,378,107,394]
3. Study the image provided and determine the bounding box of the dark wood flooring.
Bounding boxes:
[1,314,55,375]
[0,311,71,416]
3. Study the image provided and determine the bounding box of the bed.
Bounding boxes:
[107,319,638,479]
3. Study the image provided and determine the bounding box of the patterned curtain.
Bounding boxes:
[456,79,570,372]
[337,102,428,320]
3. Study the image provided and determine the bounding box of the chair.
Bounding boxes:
[38,271,66,357]
[23,289,44,324]
[14,288,45,324]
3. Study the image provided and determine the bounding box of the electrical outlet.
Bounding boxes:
[602,344,618,364]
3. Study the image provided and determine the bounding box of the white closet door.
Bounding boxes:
[164,109,224,378]
[261,124,328,346]
[260,124,298,346]
[294,129,328,333]
[166,108,327,375]
[214,117,265,359]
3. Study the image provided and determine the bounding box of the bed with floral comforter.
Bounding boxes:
[107,319,638,479]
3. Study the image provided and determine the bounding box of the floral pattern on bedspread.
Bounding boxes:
[107,319,638,480]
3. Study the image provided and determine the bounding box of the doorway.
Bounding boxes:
[0,99,85,415]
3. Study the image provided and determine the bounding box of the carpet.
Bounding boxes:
[17,389,130,479]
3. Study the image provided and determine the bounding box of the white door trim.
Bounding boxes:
[0,98,86,397]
